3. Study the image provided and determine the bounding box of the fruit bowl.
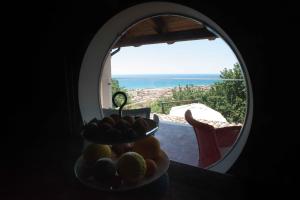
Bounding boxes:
[76,92,167,191]
[74,150,169,191]
[81,118,159,145]
[81,91,159,144]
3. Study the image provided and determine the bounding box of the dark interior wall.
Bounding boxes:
[8,0,299,197]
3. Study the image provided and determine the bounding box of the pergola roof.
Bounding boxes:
[113,15,217,48]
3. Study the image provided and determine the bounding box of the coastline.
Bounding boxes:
[125,85,242,127]
[127,85,211,103]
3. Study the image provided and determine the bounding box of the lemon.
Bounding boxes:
[117,152,146,183]
[83,144,112,164]
[132,136,161,160]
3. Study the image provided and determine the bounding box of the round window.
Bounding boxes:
[78,2,253,173]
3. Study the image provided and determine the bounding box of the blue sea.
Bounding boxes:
[112,74,222,89]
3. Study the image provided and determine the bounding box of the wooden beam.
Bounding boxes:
[114,28,216,48]
[151,17,168,34]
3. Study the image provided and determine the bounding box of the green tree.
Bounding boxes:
[111,79,131,107]
[207,63,247,123]
[150,63,247,123]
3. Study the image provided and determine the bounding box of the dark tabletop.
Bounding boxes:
[8,158,244,200]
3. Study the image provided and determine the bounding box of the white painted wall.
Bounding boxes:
[100,54,112,108]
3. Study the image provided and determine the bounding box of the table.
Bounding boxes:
[6,135,244,200]
[11,161,242,200]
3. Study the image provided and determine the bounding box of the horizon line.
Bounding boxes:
[112,73,221,76]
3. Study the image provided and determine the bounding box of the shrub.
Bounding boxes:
[150,63,247,123]
[111,79,131,107]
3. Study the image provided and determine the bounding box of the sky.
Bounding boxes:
[111,38,239,75]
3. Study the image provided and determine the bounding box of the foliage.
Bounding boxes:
[150,97,173,114]
[205,63,247,123]
[150,63,247,123]
[111,79,131,107]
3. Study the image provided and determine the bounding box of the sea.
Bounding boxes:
[112,74,222,89]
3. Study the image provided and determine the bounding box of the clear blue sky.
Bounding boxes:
[111,38,238,75]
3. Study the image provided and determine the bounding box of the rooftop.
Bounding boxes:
[113,15,217,48]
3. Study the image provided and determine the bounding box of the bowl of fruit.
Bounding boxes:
[81,91,159,144]
[74,136,170,191]
[81,115,158,144]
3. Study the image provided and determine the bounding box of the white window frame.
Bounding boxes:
[78,2,253,173]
